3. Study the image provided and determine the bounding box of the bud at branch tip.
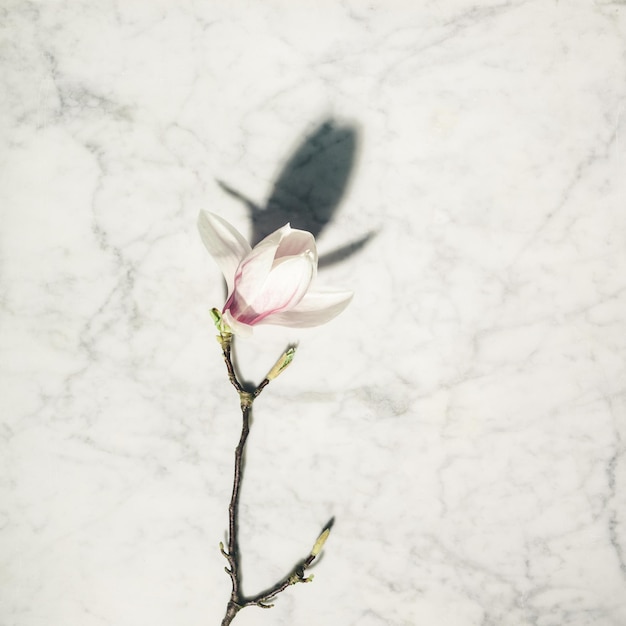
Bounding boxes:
[211,307,232,336]
[311,528,330,557]
[266,346,297,381]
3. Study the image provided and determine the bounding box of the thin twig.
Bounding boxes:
[217,332,326,626]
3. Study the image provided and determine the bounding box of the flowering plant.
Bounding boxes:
[198,211,352,335]
[198,211,351,625]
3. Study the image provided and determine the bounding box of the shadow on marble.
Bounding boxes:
[217,117,375,268]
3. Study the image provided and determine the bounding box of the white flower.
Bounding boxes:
[198,211,353,336]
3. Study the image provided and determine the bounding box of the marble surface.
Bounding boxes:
[2,1,626,625]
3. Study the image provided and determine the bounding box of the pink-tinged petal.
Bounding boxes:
[224,226,312,323]
[243,253,315,323]
[232,243,280,306]
[228,223,292,305]
[267,289,353,328]
[198,211,251,295]
[221,309,254,337]
[228,253,315,326]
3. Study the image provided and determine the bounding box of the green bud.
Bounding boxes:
[210,308,222,325]
[266,346,297,381]
[211,308,232,336]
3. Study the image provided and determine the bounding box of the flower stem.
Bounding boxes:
[228,394,252,584]
[220,600,241,626]
[217,333,329,625]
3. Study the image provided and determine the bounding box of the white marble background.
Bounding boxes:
[2,1,626,625]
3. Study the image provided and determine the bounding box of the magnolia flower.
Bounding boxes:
[198,211,353,336]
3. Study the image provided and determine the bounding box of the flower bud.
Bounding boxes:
[211,307,232,335]
[310,528,330,557]
[266,347,297,381]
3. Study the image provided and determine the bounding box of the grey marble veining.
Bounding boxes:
[1,1,626,625]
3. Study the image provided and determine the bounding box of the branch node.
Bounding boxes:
[239,391,254,408]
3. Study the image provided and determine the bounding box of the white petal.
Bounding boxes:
[275,227,317,283]
[274,227,317,260]
[248,253,315,320]
[198,211,251,295]
[265,289,353,328]
[232,241,280,306]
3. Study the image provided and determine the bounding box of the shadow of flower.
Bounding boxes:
[217,118,376,268]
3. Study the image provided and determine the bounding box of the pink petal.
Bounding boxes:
[197,211,251,295]
[234,253,315,325]
[230,224,316,307]
[221,309,254,337]
[225,255,314,325]
[231,240,281,306]
[265,289,353,328]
